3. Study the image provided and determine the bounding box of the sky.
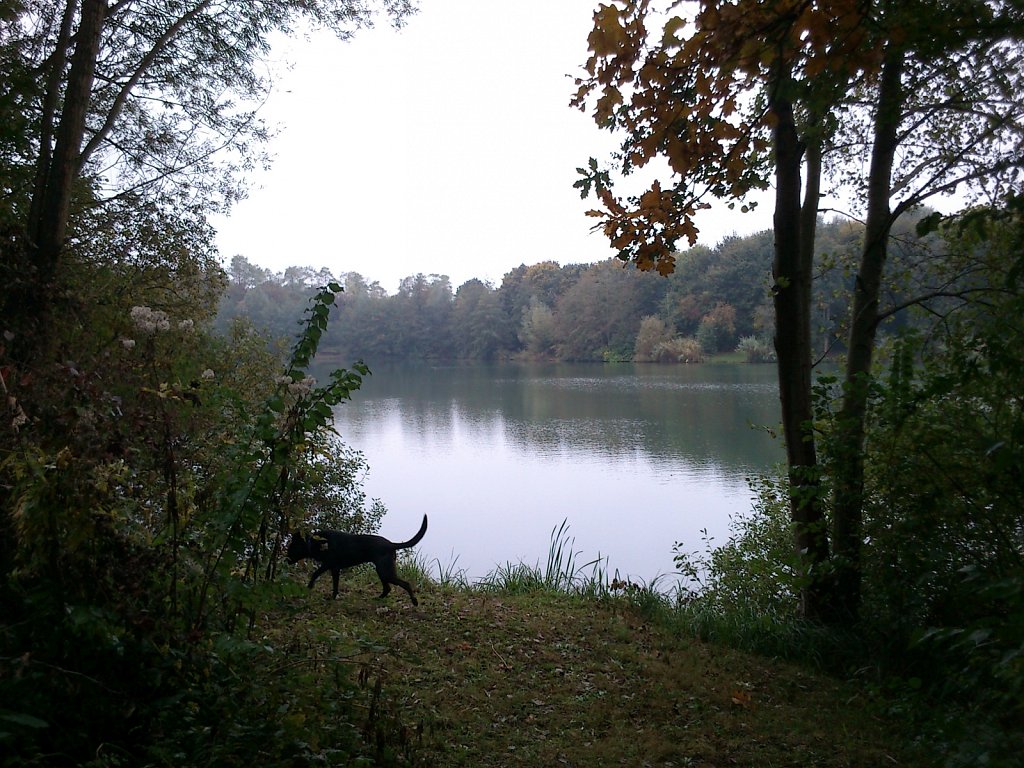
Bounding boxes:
[212,0,776,294]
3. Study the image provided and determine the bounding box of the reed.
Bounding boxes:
[474,519,609,595]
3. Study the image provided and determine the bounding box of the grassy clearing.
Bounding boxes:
[258,558,928,768]
[705,351,749,364]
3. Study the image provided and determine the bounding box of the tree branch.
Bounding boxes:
[80,0,215,165]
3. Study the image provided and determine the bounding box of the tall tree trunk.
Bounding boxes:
[770,84,831,620]
[831,48,904,623]
[12,0,106,363]
[26,1,78,238]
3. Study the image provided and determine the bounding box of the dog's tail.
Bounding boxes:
[395,514,428,550]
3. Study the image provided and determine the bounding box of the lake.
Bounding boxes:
[331,362,784,585]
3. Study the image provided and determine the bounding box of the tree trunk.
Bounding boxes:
[13,0,107,363]
[26,2,77,238]
[770,84,831,620]
[831,48,904,623]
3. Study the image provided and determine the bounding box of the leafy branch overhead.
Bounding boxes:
[571,0,914,274]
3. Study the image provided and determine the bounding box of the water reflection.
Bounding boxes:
[331,362,783,582]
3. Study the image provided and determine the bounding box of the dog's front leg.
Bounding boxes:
[308,563,330,592]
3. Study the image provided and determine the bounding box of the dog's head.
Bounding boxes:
[286,532,329,563]
[285,533,309,564]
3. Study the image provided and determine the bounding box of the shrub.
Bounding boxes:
[652,336,704,363]
[696,302,737,354]
[634,315,674,362]
[673,474,800,616]
[736,335,776,363]
[857,329,1024,723]
[0,283,390,766]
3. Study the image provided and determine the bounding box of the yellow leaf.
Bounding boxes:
[661,15,686,45]
[730,689,753,707]
[588,5,627,57]
[697,5,720,31]
[595,86,623,124]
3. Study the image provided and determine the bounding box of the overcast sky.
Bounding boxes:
[212,0,775,294]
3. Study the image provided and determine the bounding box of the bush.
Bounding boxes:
[673,474,800,616]
[634,315,675,362]
[736,335,776,363]
[652,336,704,363]
[0,283,393,766]
[857,328,1024,726]
[696,302,737,354]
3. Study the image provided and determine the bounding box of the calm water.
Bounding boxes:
[331,362,783,584]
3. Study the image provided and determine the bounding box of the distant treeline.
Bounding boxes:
[215,216,937,363]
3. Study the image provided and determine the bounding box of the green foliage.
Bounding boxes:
[0,275,392,765]
[213,219,917,366]
[736,335,776,363]
[633,315,674,361]
[652,336,704,363]
[780,210,1024,763]
[518,299,558,357]
[453,278,506,360]
[858,319,1024,720]
[659,205,1024,763]
[292,435,385,535]
[695,302,738,354]
[673,475,801,618]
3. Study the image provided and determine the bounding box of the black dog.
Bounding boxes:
[286,515,427,605]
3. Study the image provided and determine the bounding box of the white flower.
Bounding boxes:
[287,376,317,397]
[178,319,194,332]
[129,305,171,333]
[201,369,215,380]
[121,338,136,350]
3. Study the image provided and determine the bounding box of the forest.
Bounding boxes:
[216,215,928,365]
[1,1,1023,766]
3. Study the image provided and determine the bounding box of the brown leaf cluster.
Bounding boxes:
[572,1,886,274]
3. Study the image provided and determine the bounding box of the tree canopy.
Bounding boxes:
[1,0,414,362]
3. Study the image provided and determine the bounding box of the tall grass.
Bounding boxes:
[475,519,610,595]
[404,519,685,631]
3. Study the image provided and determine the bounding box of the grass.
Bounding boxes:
[474,519,609,596]
[706,351,749,364]
[255,528,931,767]
[262,571,925,767]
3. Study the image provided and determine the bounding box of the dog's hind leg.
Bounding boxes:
[392,577,418,606]
[373,559,418,605]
